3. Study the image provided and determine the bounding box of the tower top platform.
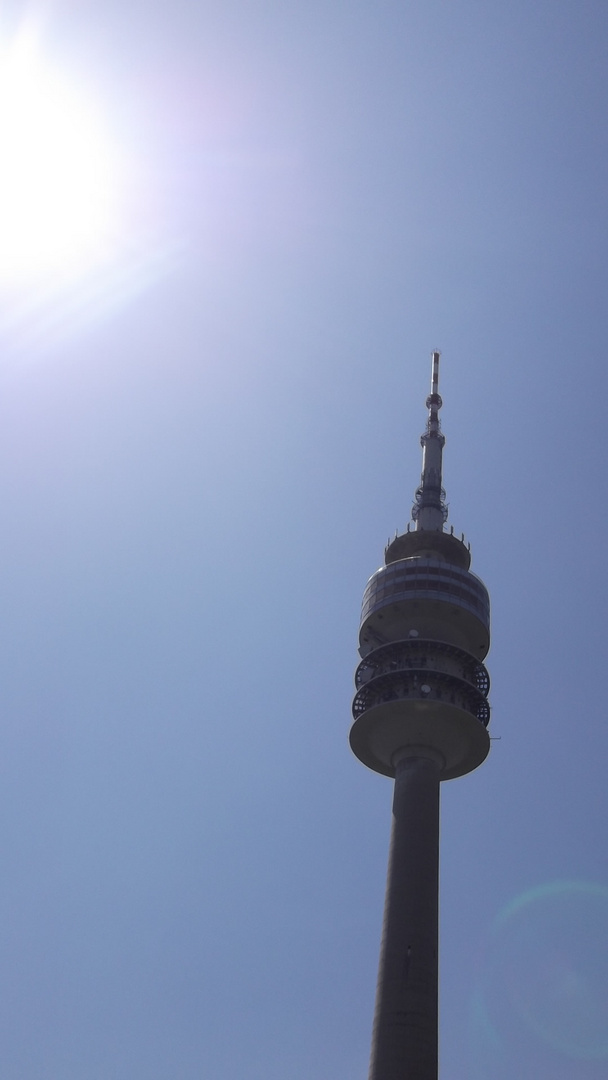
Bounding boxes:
[385,528,471,569]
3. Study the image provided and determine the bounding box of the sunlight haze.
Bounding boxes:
[0,21,123,281]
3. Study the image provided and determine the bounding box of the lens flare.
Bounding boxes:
[0,22,122,281]
[471,882,608,1079]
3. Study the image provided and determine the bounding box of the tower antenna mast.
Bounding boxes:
[412,349,447,530]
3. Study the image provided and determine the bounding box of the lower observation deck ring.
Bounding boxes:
[355,638,490,696]
[349,698,490,780]
[353,669,490,726]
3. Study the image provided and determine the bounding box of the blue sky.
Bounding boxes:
[0,0,607,1077]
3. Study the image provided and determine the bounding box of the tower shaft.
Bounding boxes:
[368,750,440,1080]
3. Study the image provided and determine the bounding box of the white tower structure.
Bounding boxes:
[350,351,491,1080]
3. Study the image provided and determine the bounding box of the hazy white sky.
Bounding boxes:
[0,1,606,1077]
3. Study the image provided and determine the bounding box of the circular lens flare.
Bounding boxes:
[471,882,608,1079]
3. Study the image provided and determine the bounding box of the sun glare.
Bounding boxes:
[0,25,122,282]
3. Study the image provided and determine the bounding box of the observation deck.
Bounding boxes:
[359,556,490,660]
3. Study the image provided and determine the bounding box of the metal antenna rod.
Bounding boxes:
[411,350,448,531]
[427,349,442,436]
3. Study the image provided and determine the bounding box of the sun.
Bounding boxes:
[0,24,123,282]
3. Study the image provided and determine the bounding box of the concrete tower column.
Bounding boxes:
[368,750,441,1080]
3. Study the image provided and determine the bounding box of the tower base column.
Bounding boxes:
[368,748,441,1080]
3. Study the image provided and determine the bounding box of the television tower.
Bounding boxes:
[350,351,490,1080]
